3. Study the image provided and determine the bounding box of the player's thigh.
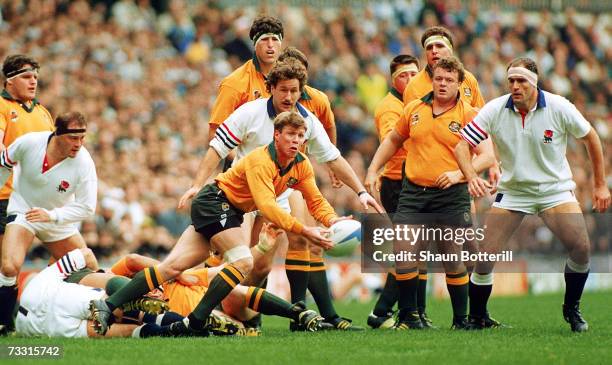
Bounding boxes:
[159,226,211,278]
[45,233,87,260]
[480,207,525,252]
[78,272,117,289]
[211,226,249,254]
[1,223,35,275]
[540,202,589,252]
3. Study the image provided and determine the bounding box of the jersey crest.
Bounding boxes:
[57,180,70,193]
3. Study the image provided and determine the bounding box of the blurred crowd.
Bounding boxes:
[0,0,609,262]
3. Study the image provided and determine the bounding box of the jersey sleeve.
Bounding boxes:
[208,107,246,159]
[460,103,493,147]
[0,133,27,170]
[208,83,244,127]
[377,107,402,142]
[245,163,304,234]
[305,114,341,163]
[293,161,337,227]
[394,107,412,139]
[40,249,87,281]
[316,95,335,131]
[560,98,591,138]
[50,157,97,224]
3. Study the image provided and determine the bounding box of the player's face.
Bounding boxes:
[255,35,282,66]
[59,122,86,158]
[6,65,38,101]
[508,76,537,110]
[432,68,460,103]
[392,65,418,94]
[271,79,301,114]
[274,125,306,161]
[425,42,452,67]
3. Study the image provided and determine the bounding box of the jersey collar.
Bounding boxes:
[266,141,305,176]
[505,88,547,111]
[390,87,403,101]
[266,97,309,119]
[1,89,39,113]
[300,88,312,101]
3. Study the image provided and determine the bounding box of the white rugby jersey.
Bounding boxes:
[460,90,591,195]
[209,98,340,164]
[0,131,97,224]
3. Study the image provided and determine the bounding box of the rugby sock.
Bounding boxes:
[564,259,589,307]
[0,274,17,329]
[246,287,296,320]
[417,270,428,315]
[132,323,170,338]
[469,273,493,317]
[307,258,337,320]
[285,250,310,303]
[446,271,469,319]
[396,268,419,320]
[188,264,245,329]
[372,272,398,317]
[106,266,163,311]
[105,276,131,296]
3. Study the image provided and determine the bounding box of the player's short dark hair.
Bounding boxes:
[2,54,40,78]
[507,57,539,76]
[266,58,307,92]
[274,111,307,132]
[249,15,284,41]
[420,26,454,48]
[390,54,419,76]
[278,47,308,70]
[433,56,465,83]
[55,111,87,130]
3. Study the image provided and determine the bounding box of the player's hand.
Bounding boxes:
[178,186,200,209]
[592,184,611,212]
[435,170,464,189]
[257,222,284,252]
[364,170,379,194]
[26,207,51,222]
[359,191,385,213]
[467,177,492,198]
[488,164,501,194]
[302,226,333,250]
[329,215,353,225]
[328,168,344,188]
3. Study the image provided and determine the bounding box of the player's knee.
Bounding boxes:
[251,257,272,277]
[287,233,308,251]
[1,260,20,278]
[224,245,254,276]
[309,244,323,257]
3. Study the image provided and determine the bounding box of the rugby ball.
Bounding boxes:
[326,219,362,257]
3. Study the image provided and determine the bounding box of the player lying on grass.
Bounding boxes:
[90,111,350,336]
[14,247,184,338]
[110,222,323,335]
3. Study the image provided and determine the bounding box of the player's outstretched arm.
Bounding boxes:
[580,127,611,212]
[365,130,403,195]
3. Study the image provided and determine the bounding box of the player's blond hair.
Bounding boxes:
[273,111,307,132]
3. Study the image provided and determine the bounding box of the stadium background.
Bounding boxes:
[1,0,610,302]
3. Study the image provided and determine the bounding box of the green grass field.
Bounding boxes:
[1,290,611,365]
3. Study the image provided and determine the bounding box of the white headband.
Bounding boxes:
[253,32,283,46]
[423,35,453,51]
[507,66,538,88]
[392,64,419,81]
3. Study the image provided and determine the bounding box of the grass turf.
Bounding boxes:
[1,290,610,365]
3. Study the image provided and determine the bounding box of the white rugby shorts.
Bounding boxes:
[492,190,577,215]
[8,213,79,242]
